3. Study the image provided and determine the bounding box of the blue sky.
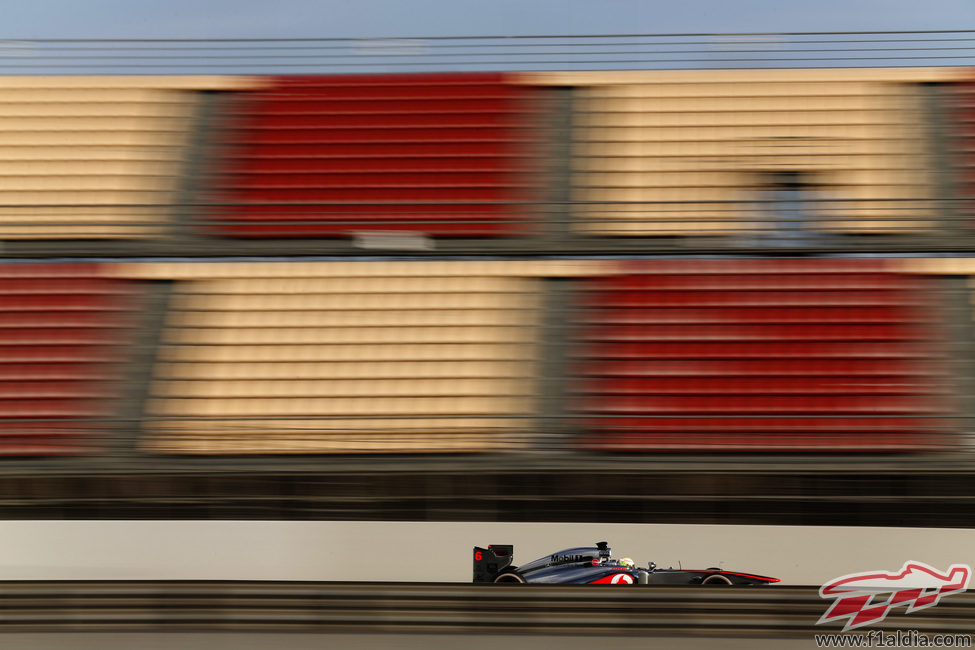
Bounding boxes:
[4,0,974,39]
[1,1,973,74]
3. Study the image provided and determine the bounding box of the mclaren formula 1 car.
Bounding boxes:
[473,541,779,586]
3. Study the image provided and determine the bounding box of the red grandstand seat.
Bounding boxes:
[576,259,950,451]
[0,264,133,454]
[952,80,975,222]
[211,73,539,237]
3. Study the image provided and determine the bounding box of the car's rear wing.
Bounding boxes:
[472,544,514,583]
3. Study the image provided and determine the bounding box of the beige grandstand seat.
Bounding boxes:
[520,68,956,236]
[119,260,605,454]
[0,76,257,239]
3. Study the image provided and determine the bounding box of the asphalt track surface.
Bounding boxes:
[1,520,973,585]
[1,521,969,648]
[0,633,818,649]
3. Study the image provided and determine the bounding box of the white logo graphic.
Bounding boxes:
[817,561,971,631]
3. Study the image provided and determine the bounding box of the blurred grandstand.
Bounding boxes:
[2,31,975,526]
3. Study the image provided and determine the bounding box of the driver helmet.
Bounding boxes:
[619,557,635,568]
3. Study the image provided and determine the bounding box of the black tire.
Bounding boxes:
[701,574,733,585]
[494,573,526,584]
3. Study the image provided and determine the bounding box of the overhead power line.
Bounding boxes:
[1,30,975,72]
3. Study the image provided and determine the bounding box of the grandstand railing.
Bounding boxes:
[0,198,972,257]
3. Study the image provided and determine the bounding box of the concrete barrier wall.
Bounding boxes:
[1,521,973,585]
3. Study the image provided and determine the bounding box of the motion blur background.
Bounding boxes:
[4,1,975,642]
[0,0,975,633]
[2,33,975,526]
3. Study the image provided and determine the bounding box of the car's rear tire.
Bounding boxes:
[494,573,525,584]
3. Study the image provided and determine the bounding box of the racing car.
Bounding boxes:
[473,541,779,585]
